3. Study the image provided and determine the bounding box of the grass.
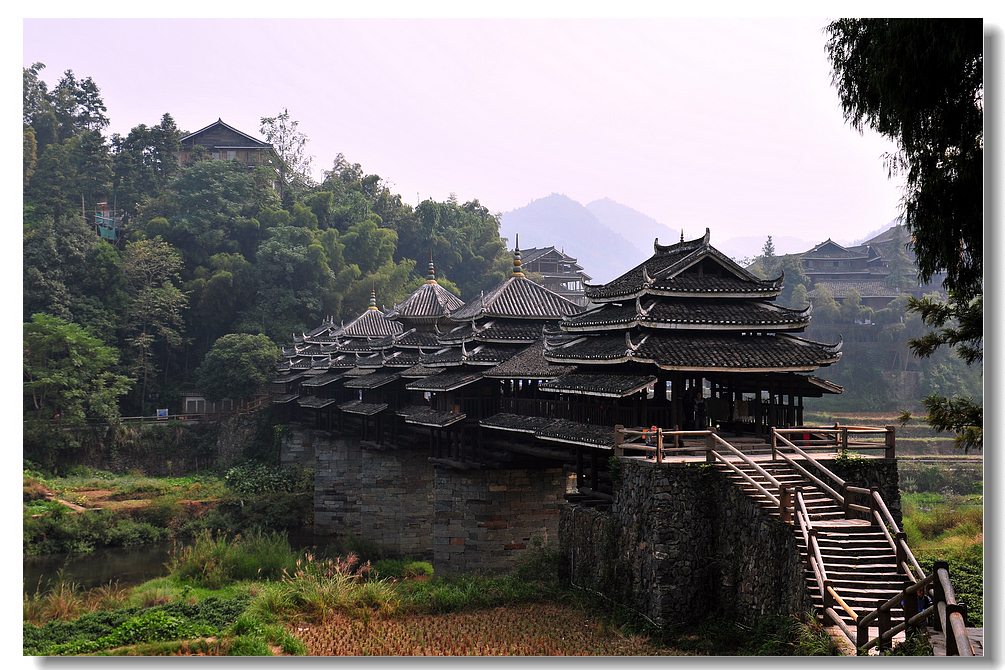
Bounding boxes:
[23,534,842,657]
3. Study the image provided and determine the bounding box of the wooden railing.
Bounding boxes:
[611,424,975,655]
[773,424,896,458]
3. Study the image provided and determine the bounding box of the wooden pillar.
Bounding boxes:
[590,449,599,492]
[576,446,584,489]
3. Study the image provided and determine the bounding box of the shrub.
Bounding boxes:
[167,529,298,589]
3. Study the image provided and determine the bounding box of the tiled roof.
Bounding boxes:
[543,331,842,372]
[389,330,441,349]
[343,372,401,389]
[399,363,444,379]
[809,281,899,299]
[448,275,583,321]
[419,342,521,367]
[300,371,348,387]
[338,401,388,416]
[271,393,300,404]
[536,418,616,449]
[482,339,578,379]
[339,307,404,339]
[438,319,549,344]
[396,405,467,427]
[342,367,373,377]
[297,396,338,408]
[405,370,484,392]
[389,282,464,322]
[563,299,811,332]
[538,373,657,398]
[480,413,560,434]
[585,229,781,302]
[799,239,870,260]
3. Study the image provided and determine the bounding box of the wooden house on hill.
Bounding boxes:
[517,245,592,306]
[178,118,273,167]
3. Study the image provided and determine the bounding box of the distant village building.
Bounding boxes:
[517,245,592,306]
[799,227,945,310]
[178,118,273,167]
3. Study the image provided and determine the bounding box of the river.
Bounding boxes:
[23,530,340,595]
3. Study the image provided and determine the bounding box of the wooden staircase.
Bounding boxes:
[719,459,913,647]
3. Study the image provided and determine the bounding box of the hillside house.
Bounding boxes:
[178,118,273,167]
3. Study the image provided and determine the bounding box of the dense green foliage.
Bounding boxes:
[824,20,983,450]
[195,333,279,402]
[24,62,509,418]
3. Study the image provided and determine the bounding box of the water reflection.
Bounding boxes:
[23,530,340,594]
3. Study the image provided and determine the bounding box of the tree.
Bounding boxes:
[758,236,780,279]
[883,224,917,293]
[23,313,131,423]
[260,108,313,205]
[122,238,188,414]
[825,19,982,300]
[195,333,279,402]
[826,19,983,450]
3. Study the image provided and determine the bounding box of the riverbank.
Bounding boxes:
[23,531,840,656]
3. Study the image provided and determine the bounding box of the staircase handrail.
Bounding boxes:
[710,433,782,488]
[772,448,845,508]
[711,451,779,507]
[869,489,926,581]
[773,429,846,491]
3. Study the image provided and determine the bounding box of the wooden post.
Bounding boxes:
[885,425,896,459]
[705,431,715,463]
[870,487,880,527]
[779,484,791,523]
[576,446,584,489]
[842,483,851,518]
[877,599,891,652]
[614,424,624,456]
[771,427,777,461]
[674,424,679,449]
[841,425,849,452]
[895,532,907,574]
[656,428,663,463]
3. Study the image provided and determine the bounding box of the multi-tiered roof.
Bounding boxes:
[543,229,842,391]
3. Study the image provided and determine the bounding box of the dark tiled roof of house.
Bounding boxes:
[405,370,484,392]
[396,405,467,427]
[339,307,404,339]
[538,373,657,398]
[536,418,616,449]
[799,239,871,260]
[448,275,582,321]
[479,413,560,434]
[585,229,781,302]
[399,363,444,379]
[338,401,388,416]
[389,330,441,349]
[271,393,300,404]
[343,372,401,389]
[482,339,578,379]
[297,396,338,409]
[389,281,464,322]
[300,371,348,387]
[438,319,550,344]
[544,331,842,372]
[809,280,900,299]
[420,342,521,367]
[563,299,810,332]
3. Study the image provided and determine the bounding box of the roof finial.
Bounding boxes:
[511,233,525,277]
[680,230,684,243]
[368,282,378,310]
[426,249,437,284]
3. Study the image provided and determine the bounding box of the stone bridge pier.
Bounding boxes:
[294,427,573,573]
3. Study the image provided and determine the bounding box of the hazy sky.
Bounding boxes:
[21,16,923,246]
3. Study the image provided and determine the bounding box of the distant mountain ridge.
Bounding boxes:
[498,194,647,284]
[585,197,680,252]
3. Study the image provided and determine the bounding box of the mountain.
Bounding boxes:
[585,198,679,252]
[850,217,902,246]
[498,194,646,284]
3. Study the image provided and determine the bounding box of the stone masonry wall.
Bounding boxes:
[560,457,898,628]
[434,468,574,574]
[310,427,434,560]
